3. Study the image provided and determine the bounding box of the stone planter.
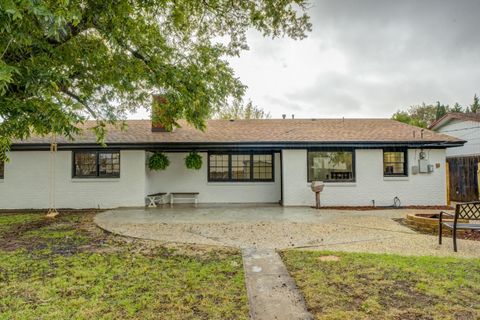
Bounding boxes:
[405,213,469,235]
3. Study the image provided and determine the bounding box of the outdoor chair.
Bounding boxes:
[438,201,480,252]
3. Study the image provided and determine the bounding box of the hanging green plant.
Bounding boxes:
[148,152,170,171]
[185,152,202,170]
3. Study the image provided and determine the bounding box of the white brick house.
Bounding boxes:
[0,118,463,209]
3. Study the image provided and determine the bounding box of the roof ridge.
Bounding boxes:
[82,118,395,122]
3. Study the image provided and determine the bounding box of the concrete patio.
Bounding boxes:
[94,204,480,258]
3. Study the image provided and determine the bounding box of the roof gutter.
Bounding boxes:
[10,140,465,152]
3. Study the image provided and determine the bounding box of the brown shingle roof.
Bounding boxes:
[15,118,462,146]
[429,112,480,130]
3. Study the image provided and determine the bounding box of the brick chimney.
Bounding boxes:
[151,95,168,132]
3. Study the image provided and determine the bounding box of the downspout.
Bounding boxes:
[280,151,284,206]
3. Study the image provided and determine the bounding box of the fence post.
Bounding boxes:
[446,161,450,206]
[477,161,480,200]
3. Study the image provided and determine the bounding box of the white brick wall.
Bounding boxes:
[0,150,146,209]
[282,148,447,206]
[146,152,282,203]
[0,148,446,209]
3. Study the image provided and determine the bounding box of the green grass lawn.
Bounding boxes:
[281,250,480,320]
[0,212,248,320]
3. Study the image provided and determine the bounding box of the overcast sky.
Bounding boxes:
[227,0,480,119]
[133,0,480,120]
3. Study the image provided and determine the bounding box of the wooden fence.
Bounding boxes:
[447,156,480,202]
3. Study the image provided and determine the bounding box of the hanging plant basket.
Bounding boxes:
[185,152,202,170]
[148,152,170,171]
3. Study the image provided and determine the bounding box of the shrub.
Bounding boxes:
[185,152,202,170]
[148,152,170,171]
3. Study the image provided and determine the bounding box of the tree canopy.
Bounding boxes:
[392,103,438,128]
[213,100,271,119]
[0,0,311,160]
[392,94,479,128]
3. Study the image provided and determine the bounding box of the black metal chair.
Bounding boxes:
[439,201,480,252]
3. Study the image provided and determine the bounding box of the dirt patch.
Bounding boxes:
[0,210,110,254]
[1,218,54,251]
[318,255,340,261]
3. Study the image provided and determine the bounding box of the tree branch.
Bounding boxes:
[60,88,97,118]
[90,21,161,79]
[45,22,83,46]
[4,20,89,65]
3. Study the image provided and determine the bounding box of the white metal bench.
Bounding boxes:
[170,192,199,206]
[146,192,168,208]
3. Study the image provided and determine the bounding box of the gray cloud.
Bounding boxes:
[226,0,480,119]
[286,73,363,115]
[263,95,305,113]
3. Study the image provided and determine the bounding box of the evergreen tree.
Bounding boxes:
[450,102,463,113]
[435,101,448,120]
[470,94,480,113]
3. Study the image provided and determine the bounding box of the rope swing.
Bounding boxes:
[46,133,59,218]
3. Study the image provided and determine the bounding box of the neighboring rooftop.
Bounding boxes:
[429,112,480,130]
[13,118,464,150]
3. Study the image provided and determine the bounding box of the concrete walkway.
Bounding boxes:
[242,248,313,320]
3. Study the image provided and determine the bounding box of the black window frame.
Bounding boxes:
[72,150,121,179]
[307,148,356,183]
[0,161,4,179]
[208,152,275,182]
[383,148,408,177]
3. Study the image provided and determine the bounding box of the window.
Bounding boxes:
[383,149,407,176]
[308,150,354,182]
[231,154,251,180]
[73,151,120,178]
[209,154,229,180]
[253,154,273,180]
[0,161,4,179]
[208,153,274,182]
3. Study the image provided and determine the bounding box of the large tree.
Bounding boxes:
[392,103,438,128]
[0,0,311,160]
